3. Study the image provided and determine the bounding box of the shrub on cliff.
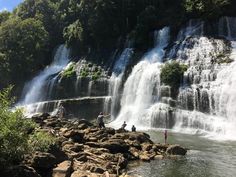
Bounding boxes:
[61,62,76,79]
[0,87,56,169]
[161,61,188,90]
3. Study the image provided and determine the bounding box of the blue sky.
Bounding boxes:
[0,0,23,11]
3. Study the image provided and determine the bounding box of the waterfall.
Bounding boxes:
[109,17,236,140]
[172,17,236,140]
[20,45,70,105]
[111,27,170,129]
[105,48,134,119]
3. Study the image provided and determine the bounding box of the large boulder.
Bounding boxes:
[166,145,187,155]
[52,160,72,177]
[31,152,56,169]
[62,129,84,142]
[3,165,41,177]
[101,140,129,153]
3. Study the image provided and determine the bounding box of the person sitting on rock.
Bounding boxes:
[131,125,136,132]
[121,121,127,130]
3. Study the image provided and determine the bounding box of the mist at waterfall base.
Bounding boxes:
[109,17,236,141]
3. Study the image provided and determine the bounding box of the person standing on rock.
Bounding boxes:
[97,112,110,128]
[164,129,168,144]
[121,121,127,130]
[58,104,66,118]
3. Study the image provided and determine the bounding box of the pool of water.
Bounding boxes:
[127,131,236,177]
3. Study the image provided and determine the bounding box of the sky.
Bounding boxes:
[0,0,23,12]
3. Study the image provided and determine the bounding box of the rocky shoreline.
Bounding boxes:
[4,113,187,177]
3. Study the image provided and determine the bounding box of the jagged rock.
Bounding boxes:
[127,132,153,144]
[3,165,41,177]
[141,143,153,151]
[27,113,188,176]
[101,140,129,153]
[52,160,72,177]
[70,170,103,177]
[154,144,168,152]
[44,118,60,127]
[154,155,164,160]
[78,119,93,126]
[62,129,84,142]
[129,147,139,159]
[31,152,56,169]
[166,145,187,155]
[85,142,101,148]
[77,123,89,130]
[139,152,152,161]
[49,145,68,164]
[62,143,83,153]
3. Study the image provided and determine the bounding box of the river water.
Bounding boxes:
[127,131,236,177]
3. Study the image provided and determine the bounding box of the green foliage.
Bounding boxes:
[80,70,89,78]
[161,61,188,89]
[63,20,84,48]
[0,11,11,24]
[130,6,158,48]
[0,17,48,88]
[0,87,35,167]
[29,131,56,152]
[0,87,56,168]
[217,57,234,64]
[61,62,76,78]
[92,71,102,81]
[184,0,230,19]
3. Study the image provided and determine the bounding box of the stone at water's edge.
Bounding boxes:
[17,113,188,177]
[166,145,187,156]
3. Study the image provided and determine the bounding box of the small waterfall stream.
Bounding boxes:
[105,48,134,119]
[18,45,70,115]
[20,45,70,105]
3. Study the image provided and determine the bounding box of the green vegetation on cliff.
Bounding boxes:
[161,61,188,91]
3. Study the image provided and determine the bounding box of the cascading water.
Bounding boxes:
[171,17,236,140]
[105,48,134,119]
[19,44,70,106]
[111,27,170,129]
[110,17,236,140]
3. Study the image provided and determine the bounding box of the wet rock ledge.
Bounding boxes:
[8,113,187,177]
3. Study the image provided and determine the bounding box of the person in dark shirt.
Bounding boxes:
[121,121,127,129]
[131,125,136,132]
[97,112,105,128]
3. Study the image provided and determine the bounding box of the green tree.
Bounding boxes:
[0,17,48,88]
[184,0,230,19]
[63,19,84,49]
[161,61,188,93]
[0,11,11,24]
